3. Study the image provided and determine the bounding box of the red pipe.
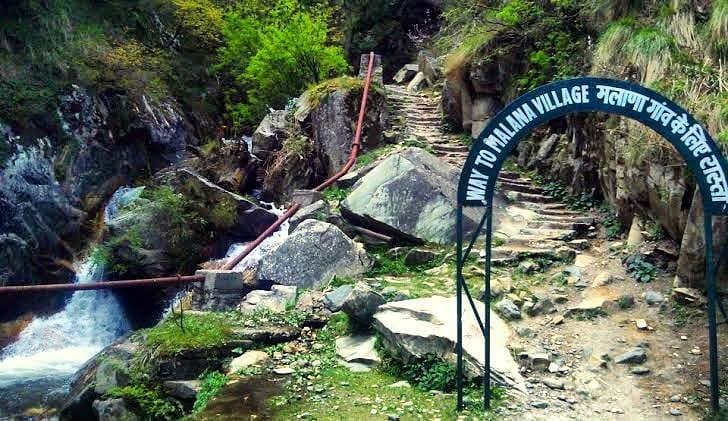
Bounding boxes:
[222,51,377,270]
[0,275,204,293]
[0,52,378,294]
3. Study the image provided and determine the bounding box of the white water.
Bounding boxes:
[0,187,137,413]
[228,202,289,271]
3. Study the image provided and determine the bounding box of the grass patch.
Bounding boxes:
[356,144,396,168]
[270,365,504,420]
[322,186,351,202]
[143,312,233,354]
[193,371,229,414]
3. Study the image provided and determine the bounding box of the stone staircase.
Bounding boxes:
[385,83,595,267]
[385,84,469,167]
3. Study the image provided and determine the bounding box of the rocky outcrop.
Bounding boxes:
[372,296,526,392]
[341,147,482,244]
[251,110,290,164]
[256,220,371,289]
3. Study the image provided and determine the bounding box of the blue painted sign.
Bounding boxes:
[457,77,728,215]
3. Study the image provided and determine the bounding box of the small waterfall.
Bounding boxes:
[0,187,138,415]
[227,202,289,271]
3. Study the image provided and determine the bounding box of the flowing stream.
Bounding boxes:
[0,188,140,416]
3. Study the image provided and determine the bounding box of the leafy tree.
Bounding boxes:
[217,1,347,128]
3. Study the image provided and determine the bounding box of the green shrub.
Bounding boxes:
[193,371,228,413]
[208,197,238,229]
[627,254,656,283]
[381,352,457,392]
[322,186,351,202]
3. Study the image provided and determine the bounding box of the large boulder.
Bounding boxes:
[256,220,371,289]
[393,64,419,84]
[372,296,526,393]
[251,110,290,163]
[341,148,482,244]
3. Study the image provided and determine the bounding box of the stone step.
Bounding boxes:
[502,236,566,248]
[431,143,470,153]
[498,171,522,181]
[535,214,595,224]
[489,246,569,267]
[517,228,576,241]
[526,220,592,232]
[535,208,584,217]
[506,191,556,204]
[496,180,544,195]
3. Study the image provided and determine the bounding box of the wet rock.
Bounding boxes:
[341,148,483,244]
[93,399,140,421]
[256,220,371,289]
[239,285,297,313]
[228,350,270,373]
[372,296,526,392]
[94,358,131,395]
[335,334,381,369]
[615,348,647,364]
[163,380,201,400]
[496,299,522,320]
[341,282,386,326]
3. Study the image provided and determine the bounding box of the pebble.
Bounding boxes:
[670,408,682,416]
[690,347,701,355]
[636,319,648,330]
[542,378,566,390]
[615,348,647,364]
[645,291,665,306]
[274,366,294,375]
[531,401,549,409]
[680,335,688,341]
[388,381,411,388]
[670,395,681,403]
[630,366,651,375]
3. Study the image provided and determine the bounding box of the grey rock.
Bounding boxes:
[341,282,386,325]
[518,260,540,274]
[162,380,201,400]
[407,72,427,92]
[404,248,437,266]
[252,110,289,161]
[542,378,565,390]
[324,285,354,312]
[393,64,419,84]
[93,399,140,421]
[670,408,682,416]
[630,366,651,375]
[256,220,371,289]
[94,358,131,395]
[615,348,647,364]
[372,296,526,392]
[341,148,483,244]
[228,350,270,373]
[335,334,381,369]
[645,291,665,306]
[496,299,522,320]
[239,285,297,313]
[417,51,441,86]
[531,400,549,409]
[526,297,556,316]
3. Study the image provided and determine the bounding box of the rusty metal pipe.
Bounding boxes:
[0,275,204,294]
[222,52,377,271]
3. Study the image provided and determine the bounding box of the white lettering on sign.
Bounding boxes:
[462,81,728,212]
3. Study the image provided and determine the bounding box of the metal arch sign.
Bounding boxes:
[457,77,728,215]
[453,77,728,415]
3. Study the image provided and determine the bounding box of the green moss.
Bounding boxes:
[143,312,233,354]
[209,196,238,229]
[306,76,364,108]
[321,186,351,202]
[106,384,182,420]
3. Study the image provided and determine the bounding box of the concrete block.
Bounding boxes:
[293,189,324,207]
[197,270,246,291]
